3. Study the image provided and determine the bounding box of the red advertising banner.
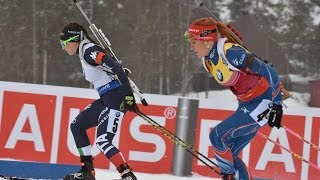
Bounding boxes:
[56,96,109,168]
[0,82,319,179]
[119,106,176,173]
[309,116,320,180]
[0,91,56,162]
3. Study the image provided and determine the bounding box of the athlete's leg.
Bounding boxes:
[70,99,102,155]
[233,157,254,180]
[96,92,137,180]
[95,108,124,160]
[64,99,103,180]
[211,99,271,180]
[209,108,261,177]
[230,99,272,180]
[209,111,244,175]
[229,129,258,180]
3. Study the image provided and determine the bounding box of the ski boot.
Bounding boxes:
[63,156,95,180]
[117,163,137,180]
[221,173,236,180]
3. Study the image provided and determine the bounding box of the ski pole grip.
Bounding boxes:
[73,0,78,3]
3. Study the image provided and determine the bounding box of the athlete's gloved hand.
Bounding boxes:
[124,94,138,112]
[268,104,283,129]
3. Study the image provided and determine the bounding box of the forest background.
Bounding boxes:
[1,0,319,96]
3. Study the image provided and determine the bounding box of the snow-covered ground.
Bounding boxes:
[95,169,218,180]
[0,169,219,180]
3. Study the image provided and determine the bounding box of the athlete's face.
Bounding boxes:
[189,39,212,58]
[63,42,79,56]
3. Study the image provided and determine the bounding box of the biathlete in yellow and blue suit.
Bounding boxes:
[185,18,284,180]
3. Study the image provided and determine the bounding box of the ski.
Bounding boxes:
[0,175,62,180]
[0,175,27,180]
[0,176,121,180]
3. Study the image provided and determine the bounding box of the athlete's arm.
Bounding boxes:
[83,44,123,74]
[83,44,130,86]
[226,45,282,104]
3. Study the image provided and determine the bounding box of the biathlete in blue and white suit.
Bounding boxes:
[184,18,284,180]
[59,23,138,180]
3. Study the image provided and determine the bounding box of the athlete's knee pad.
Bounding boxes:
[95,133,119,158]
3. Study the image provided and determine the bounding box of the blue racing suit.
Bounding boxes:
[204,38,282,180]
[70,39,132,160]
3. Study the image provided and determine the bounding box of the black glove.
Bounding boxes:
[268,104,283,129]
[124,94,138,112]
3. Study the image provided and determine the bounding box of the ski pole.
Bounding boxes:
[257,131,320,171]
[282,125,320,151]
[135,110,221,176]
[264,113,319,152]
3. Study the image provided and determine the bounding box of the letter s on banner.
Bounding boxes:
[119,105,176,174]
[129,116,166,162]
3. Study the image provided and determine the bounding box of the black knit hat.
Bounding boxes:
[59,23,84,42]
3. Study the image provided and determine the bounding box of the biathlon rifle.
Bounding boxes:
[72,0,148,106]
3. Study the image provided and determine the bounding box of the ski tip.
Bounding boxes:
[0,175,63,180]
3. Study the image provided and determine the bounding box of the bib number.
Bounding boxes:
[249,99,272,126]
